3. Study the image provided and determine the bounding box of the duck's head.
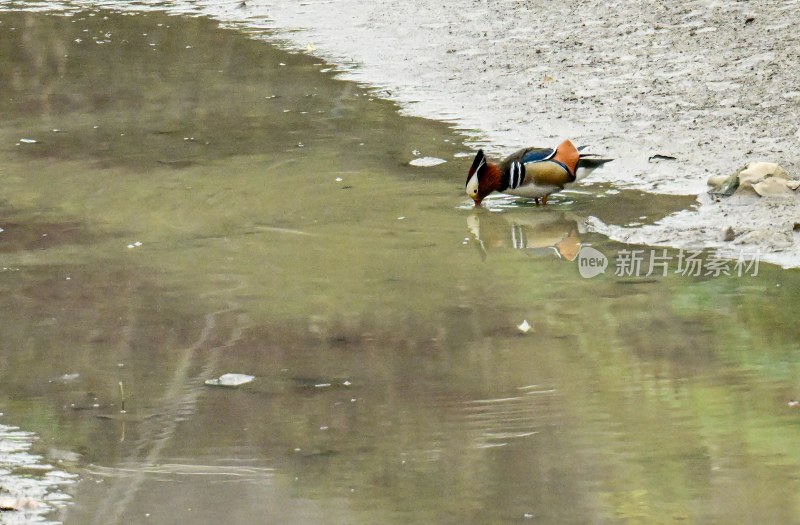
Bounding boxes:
[465,149,499,206]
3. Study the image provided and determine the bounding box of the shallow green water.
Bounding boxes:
[1,8,800,525]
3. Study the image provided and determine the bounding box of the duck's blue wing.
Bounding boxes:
[512,145,592,166]
[519,147,555,164]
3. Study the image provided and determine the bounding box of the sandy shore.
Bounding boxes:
[12,0,800,266]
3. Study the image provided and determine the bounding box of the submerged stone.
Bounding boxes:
[205,373,255,387]
[408,156,447,167]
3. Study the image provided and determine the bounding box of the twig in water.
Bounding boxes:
[119,381,126,414]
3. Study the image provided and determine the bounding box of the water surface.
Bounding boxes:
[1,8,799,525]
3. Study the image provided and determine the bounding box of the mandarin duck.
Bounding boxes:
[465,140,612,206]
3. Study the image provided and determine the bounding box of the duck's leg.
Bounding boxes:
[533,197,540,205]
[541,196,548,206]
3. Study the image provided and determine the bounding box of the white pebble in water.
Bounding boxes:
[409,156,447,167]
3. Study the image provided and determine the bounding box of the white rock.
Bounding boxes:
[408,156,447,167]
[707,174,728,187]
[738,162,789,185]
[752,177,795,197]
[205,373,255,387]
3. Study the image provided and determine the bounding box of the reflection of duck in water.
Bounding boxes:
[465,140,612,206]
[467,209,584,261]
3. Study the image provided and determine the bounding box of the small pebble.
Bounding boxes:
[722,226,736,242]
